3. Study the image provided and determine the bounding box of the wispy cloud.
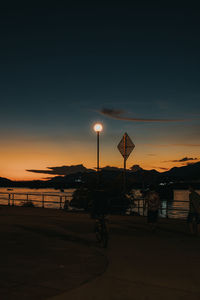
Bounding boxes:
[164,157,199,163]
[145,143,200,148]
[171,144,200,147]
[99,108,187,122]
[26,164,93,176]
[149,166,169,171]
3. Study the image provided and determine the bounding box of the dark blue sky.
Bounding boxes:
[0,1,200,179]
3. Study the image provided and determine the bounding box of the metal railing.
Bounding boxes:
[0,192,190,219]
[110,198,190,219]
[0,192,73,209]
[129,198,189,219]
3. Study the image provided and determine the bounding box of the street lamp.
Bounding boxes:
[93,123,103,173]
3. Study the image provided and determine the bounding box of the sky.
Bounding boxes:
[0,1,200,180]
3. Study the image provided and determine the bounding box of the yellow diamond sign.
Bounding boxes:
[117,133,135,160]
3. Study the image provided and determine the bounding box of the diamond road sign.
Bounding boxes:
[117,133,135,160]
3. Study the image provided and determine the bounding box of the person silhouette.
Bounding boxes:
[144,185,162,231]
[187,185,200,236]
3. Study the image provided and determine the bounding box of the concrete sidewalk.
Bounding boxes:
[1,207,200,299]
[50,217,200,300]
[0,207,107,299]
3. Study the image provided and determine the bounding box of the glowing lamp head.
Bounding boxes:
[93,123,103,132]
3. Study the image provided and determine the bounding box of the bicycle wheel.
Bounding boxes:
[94,220,101,242]
[95,229,102,242]
[100,227,108,248]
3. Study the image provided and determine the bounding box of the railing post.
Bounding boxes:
[137,199,140,215]
[12,194,15,206]
[60,196,62,209]
[166,200,169,218]
[26,194,29,203]
[42,195,44,208]
[142,198,145,216]
[8,194,10,206]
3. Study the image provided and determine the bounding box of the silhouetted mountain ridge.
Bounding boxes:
[161,162,200,180]
[0,177,13,185]
[0,162,200,187]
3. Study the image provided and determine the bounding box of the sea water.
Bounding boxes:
[1,188,199,219]
[0,187,75,209]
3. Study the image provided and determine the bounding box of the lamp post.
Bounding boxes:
[93,123,103,177]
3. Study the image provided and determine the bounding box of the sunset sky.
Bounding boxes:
[0,2,200,180]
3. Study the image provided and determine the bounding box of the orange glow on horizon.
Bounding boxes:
[1,135,199,181]
[1,157,194,181]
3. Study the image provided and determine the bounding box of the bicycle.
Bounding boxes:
[94,215,108,248]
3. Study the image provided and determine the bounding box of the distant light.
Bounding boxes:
[94,123,103,132]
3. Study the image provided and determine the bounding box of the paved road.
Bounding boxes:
[0,207,107,300]
[1,207,200,300]
[51,217,200,300]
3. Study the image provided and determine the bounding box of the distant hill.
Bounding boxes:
[130,164,144,172]
[0,177,13,187]
[161,162,200,181]
[1,162,200,188]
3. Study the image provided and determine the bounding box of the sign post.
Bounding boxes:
[117,133,135,192]
[93,123,103,187]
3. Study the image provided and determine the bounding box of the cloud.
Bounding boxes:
[26,164,93,176]
[99,108,186,122]
[178,157,198,162]
[145,143,200,148]
[171,144,200,147]
[186,162,197,166]
[165,157,199,163]
[150,165,169,170]
[151,166,169,171]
